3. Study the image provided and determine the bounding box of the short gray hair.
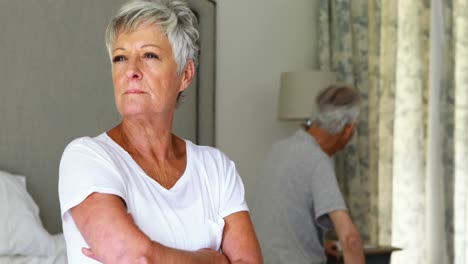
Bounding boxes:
[311,84,361,134]
[105,0,199,74]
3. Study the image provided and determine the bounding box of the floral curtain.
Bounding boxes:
[317,0,468,263]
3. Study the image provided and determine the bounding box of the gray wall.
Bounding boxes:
[214,0,320,205]
[0,0,125,234]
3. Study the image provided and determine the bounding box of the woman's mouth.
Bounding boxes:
[125,89,145,94]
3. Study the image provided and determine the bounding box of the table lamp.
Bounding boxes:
[278,70,337,126]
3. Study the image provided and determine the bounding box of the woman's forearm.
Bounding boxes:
[83,242,230,263]
[150,242,229,264]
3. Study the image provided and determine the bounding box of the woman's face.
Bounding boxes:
[111,25,193,119]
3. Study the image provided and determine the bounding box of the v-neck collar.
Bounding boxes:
[101,133,191,193]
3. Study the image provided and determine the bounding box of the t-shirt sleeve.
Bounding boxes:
[310,157,347,231]
[218,154,249,218]
[58,138,126,220]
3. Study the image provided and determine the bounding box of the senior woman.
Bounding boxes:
[58,0,262,263]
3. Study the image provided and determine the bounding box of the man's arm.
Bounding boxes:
[71,192,229,263]
[328,210,364,264]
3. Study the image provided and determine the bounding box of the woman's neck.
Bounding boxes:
[107,114,188,189]
[108,117,179,162]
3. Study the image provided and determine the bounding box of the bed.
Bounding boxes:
[0,170,67,264]
[0,246,67,264]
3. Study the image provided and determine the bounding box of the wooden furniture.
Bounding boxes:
[328,245,401,264]
[362,246,401,264]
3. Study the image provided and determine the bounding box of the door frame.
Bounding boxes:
[189,0,216,146]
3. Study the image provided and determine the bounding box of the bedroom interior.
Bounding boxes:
[1,0,467,264]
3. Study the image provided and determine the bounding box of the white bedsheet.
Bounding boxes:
[0,234,67,264]
[0,252,67,264]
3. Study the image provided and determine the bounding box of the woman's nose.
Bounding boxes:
[126,59,143,80]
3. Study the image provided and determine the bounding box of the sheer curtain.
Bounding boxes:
[317,0,468,263]
[451,1,468,262]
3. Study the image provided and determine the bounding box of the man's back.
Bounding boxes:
[252,129,347,264]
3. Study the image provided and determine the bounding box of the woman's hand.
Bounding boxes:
[81,247,99,262]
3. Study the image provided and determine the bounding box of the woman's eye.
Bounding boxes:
[144,53,159,59]
[112,55,126,62]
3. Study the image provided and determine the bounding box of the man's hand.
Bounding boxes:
[324,240,340,260]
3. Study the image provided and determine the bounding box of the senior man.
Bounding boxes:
[252,84,365,264]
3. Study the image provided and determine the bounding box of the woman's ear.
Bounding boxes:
[179,59,195,92]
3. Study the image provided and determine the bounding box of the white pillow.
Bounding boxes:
[0,170,56,256]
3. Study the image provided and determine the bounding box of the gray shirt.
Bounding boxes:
[252,129,347,264]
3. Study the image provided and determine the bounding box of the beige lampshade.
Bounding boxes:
[278,70,337,120]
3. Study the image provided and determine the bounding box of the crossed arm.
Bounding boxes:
[70,193,263,264]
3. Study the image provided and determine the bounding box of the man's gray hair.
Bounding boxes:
[105,0,199,74]
[311,84,361,134]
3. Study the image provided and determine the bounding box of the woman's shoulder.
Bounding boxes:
[185,140,232,164]
[184,141,240,186]
[62,133,111,156]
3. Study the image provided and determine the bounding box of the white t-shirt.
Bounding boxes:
[59,133,248,263]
